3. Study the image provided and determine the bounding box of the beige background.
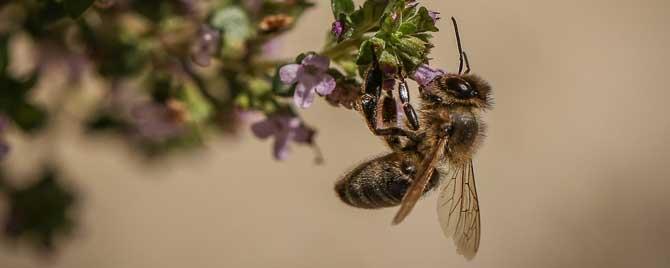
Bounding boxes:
[2,0,670,267]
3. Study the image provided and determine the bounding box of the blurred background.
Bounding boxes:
[2,0,670,267]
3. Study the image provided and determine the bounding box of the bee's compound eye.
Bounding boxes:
[401,162,416,175]
[446,78,476,99]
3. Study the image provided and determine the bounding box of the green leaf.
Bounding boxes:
[394,35,428,58]
[406,7,439,33]
[178,85,213,124]
[331,0,355,18]
[349,0,388,36]
[234,93,251,109]
[356,37,386,66]
[12,102,48,133]
[63,0,95,18]
[398,22,417,35]
[356,40,373,65]
[380,12,397,33]
[339,60,358,77]
[378,49,399,73]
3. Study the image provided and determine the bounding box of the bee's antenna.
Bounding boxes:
[451,17,465,74]
[462,51,471,74]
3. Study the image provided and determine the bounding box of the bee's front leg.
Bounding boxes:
[361,74,416,139]
[398,78,420,131]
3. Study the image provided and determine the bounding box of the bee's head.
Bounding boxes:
[420,74,492,109]
[419,17,493,110]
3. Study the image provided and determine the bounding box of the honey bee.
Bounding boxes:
[335,18,492,259]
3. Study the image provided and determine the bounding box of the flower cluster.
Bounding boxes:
[0,0,445,251]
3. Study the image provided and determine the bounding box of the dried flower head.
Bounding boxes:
[259,14,295,33]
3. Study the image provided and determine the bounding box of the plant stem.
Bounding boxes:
[321,38,362,60]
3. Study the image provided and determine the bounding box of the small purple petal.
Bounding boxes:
[235,109,264,124]
[251,118,279,139]
[279,64,301,85]
[272,130,292,160]
[331,20,345,39]
[261,39,281,59]
[294,81,317,109]
[429,11,441,23]
[293,125,315,144]
[301,54,330,72]
[283,116,302,129]
[413,64,445,86]
[313,74,336,96]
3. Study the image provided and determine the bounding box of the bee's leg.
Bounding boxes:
[380,93,405,150]
[361,56,416,140]
[362,93,412,138]
[398,78,420,131]
[360,55,383,134]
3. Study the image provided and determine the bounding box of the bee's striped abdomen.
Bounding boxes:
[335,152,439,209]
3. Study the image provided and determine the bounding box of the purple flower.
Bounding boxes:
[190,25,221,67]
[429,11,441,23]
[331,20,346,40]
[251,115,315,160]
[279,54,336,108]
[413,64,445,86]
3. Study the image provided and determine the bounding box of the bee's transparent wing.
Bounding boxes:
[437,160,481,260]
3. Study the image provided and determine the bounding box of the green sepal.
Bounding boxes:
[177,85,213,124]
[331,0,355,18]
[355,37,385,65]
